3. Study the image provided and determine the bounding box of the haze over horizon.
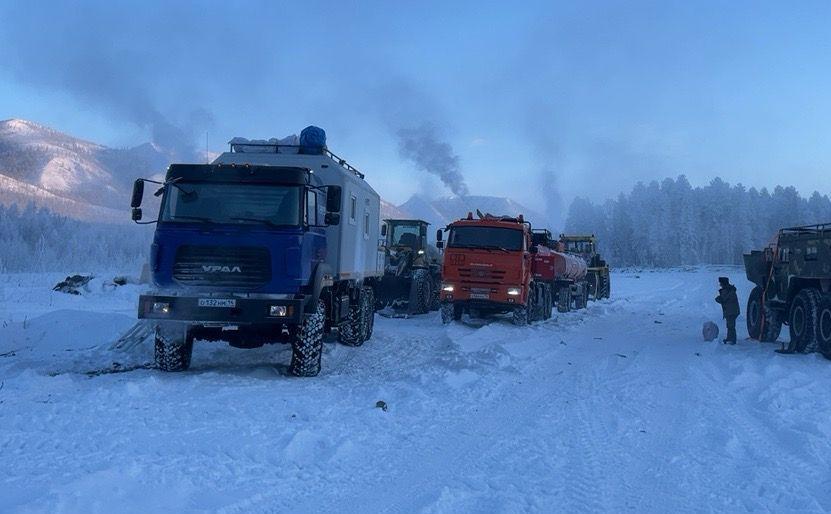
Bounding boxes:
[2,0,830,222]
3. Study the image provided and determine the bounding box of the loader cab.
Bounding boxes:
[383,219,430,252]
[560,234,597,259]
[532,229,554,248]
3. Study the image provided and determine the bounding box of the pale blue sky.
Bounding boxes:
[1,0,829,215]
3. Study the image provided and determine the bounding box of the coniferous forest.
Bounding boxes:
[0,204,152,272]
[565,176,831,267]
[2,175,830,271]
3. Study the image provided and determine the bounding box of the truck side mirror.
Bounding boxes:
[132,208,143,221]
[324,212,341,226]
[436,241,444,249]
[381,224,387,237]
[131,179,145,208]
[436,229,443,242]
[326,185,342,213]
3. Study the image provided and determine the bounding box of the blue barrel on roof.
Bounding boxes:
[299,126,327,154]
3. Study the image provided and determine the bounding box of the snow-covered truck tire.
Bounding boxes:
[746,286,782,342]
[572,288,586,310]
[787,288,821,353]
[154,322,193,372]
[408,269,432,315]
[587,272,599,301]
[535,284,548,321]
[817,294,831,360]
[542,285,552,320]
[361,286,375,342]
[339,289,367,347]
[513,291,534,326]
[290,300,326,377]
[441,302,462,324]
[557,287,571,313]
[602,273,611,299]
[429,273,441,311]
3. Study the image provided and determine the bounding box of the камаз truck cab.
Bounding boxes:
[438,212,546,325]
[131,127,382,376]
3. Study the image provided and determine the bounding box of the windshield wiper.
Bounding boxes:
[168,215,215,224]
[229,217,280,228]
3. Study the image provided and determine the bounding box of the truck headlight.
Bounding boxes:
[442,283,455,292]
[269,305,288,317]
[417,249,425,255]
[152,302,171,314]
[507,287,521,296]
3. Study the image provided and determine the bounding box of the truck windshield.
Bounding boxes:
[448,226,524,251]
[161,182,301,226]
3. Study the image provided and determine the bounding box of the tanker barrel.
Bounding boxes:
[552,251,587,281]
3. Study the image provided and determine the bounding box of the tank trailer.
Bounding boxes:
[531,229,590,313]
[559,234,611,300]
[437,213,592,325]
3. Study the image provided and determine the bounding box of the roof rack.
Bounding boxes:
[779,223,831,235]
[228,141,365,180]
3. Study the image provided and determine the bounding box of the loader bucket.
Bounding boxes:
[376,275,411,309]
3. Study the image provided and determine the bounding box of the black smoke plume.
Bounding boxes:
[396,123,469,197]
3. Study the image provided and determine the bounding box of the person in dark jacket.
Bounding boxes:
[715,277,740,344]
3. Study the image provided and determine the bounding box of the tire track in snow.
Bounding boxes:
[690,363,826,511]
[281,327,571,512]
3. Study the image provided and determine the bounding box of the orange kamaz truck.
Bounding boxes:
[437,213,589,325]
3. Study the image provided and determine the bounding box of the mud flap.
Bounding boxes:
[109,321,154,352]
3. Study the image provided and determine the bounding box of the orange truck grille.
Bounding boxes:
[457,267,507,284]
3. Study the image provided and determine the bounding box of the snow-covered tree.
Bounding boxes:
[564,176,831,266]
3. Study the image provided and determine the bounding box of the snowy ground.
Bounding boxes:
[1,268,830,513]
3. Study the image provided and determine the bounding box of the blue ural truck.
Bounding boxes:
[130,127,383,376]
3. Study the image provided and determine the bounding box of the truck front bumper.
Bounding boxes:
[441,285,525,306]
[138,294,304,325]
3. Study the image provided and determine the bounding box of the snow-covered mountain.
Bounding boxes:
[0,118,170,221]
[0,119,547,229]
[397,194,549,230]
[380,199,411,220]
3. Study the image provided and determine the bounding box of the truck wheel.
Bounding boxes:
[290,300,326,377]
[361,286,375,342]
[512,305,528,326]
[817,295,831,360]
[746,286,782,342]
[787,288,821,353]
[557,287,571,313]
[339,289,368,347]
[429,273,442,311]
[543,285,552,320]
[574,287,587,310]
[154,323,193,372]
[409,269,432,315]
[441,302,462,324]
[587,272,598,300]
[513,292,534,326]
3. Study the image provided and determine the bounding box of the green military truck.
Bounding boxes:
[743,223,831,358]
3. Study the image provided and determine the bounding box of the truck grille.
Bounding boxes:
[457,267,507,284]
[173,245,271,289]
